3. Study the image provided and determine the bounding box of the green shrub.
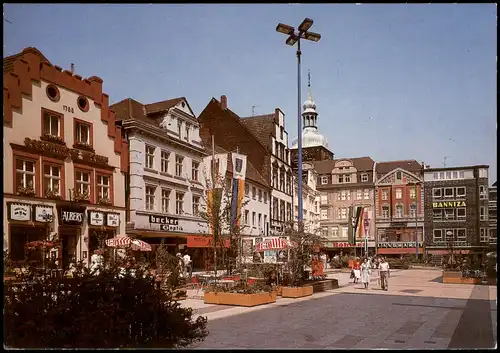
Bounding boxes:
[4,257,208,348]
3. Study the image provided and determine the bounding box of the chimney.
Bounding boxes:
[221,95,227,110]
[71,63,75,74]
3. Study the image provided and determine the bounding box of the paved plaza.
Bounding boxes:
[182,268,497,349]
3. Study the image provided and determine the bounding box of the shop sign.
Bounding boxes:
[331,242,363,248]
[106,213,120,227]
[160,224,184,232]
[88,211,105,226]
[149,215,179,226]
[8,203,31,221]
[59,207,85,225]
[432,201,466,208]
[378,242,423,248]
[35,205,53,222]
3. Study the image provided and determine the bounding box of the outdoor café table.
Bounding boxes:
[216,279,235,289]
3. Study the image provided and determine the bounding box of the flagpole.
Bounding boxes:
[212,135,217,280]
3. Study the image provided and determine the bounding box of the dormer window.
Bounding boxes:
[321,176,328,185]
[396,171,402,180]
[361,173,368,182]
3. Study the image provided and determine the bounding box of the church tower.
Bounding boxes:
[290,70,334,168]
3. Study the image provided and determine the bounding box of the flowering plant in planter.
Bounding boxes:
[97,197,112,206]
[17,182,36,197]
[45,188,62,200]
[73,141,94,152]
[41,134,65,144]
[72,188,90,203]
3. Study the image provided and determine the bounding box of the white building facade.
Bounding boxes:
[293,163,321,235]
[112,97,209,247]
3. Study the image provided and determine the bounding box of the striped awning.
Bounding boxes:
[254,238,297,252]
[105,236,152,252]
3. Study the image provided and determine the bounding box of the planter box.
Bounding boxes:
[204,291,277,307]
[309,279,339,293]
[275,286,283,296]
[442,271,496,285]
[282,285,313,298]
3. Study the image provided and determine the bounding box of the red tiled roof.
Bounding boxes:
[3,47,50,74]
[375,160,422,175]
[145,97,184,115]
[314,156,375,174]
[240,114,275,150]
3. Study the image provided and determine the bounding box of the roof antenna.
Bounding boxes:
[252,105,260,116]
[307,69,312,100]
[443,156,449,167]
[71,63,75,74]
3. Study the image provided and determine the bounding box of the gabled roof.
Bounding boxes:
[314,156,374,174]
[201,135,270,188]
[376,160,422,175]
[239,114,275,150]
[202,97,269,152]
[3,47,50,74]
[111,97,195,127]
[145,97,184,115]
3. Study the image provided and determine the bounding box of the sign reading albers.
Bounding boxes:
[59,206,85,225]
[149,215,183,231]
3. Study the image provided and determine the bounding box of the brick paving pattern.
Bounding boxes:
[181,269,496,349]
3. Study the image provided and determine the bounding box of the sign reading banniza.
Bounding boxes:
[432,201,466,208]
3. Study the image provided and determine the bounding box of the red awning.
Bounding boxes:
[187,235,230,248]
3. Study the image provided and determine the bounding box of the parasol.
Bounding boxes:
[254,238,297,252]
[105,236,152,252]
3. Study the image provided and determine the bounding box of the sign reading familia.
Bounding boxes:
[378,242,424,248]
[432,201,466,208]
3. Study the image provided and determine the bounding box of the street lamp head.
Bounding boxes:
[298,18,314,33]
[302,31,321,42]
[286,35,299,46]
[276,23,295,35]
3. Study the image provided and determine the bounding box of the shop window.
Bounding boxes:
[15,158,36,194]
[10,226,46,262]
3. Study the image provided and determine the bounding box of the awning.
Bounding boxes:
[187,235,230,248]
[106,236,152,251]
[255,238,297,252]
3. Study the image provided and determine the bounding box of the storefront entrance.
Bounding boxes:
[59,227,80,270]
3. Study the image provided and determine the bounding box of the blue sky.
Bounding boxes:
[4,4,497,183]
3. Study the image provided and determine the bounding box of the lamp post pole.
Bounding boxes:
[276,18,321,233]
[415,183,419,258]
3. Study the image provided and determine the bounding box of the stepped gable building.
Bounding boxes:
[290,71,334,166]
[374,160,424,257]
[423,165,490,264]
[198,95,293,235]
[3,47,128,268]
[111,96,208,254]
[314,157,376,255]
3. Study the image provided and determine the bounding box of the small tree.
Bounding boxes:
[197,154,250,277]
[282,221,326,286]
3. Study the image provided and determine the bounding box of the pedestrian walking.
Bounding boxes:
[321,253,327,271]
[352,258,361,283]
[379,257,390,291]
[183,252,192,278]
[361,258,371,289]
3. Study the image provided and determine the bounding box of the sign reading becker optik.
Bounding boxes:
[149,215,183,232]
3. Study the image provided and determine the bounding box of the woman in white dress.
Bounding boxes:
[361,258,371,289]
